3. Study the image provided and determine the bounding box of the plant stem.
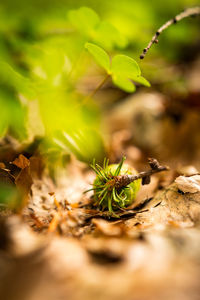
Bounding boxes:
[83,74,110,104]
[140,6,200,59]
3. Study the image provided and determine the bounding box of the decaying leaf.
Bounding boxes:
[12,154,30,169]
[30,156,45,178]
[175,175,200,193]
[1,164,200,300]
[92,218,122,236]
[15,167,33,194]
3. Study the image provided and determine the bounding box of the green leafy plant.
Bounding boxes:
[88,157,141,213]
[68,6,127,49]
[87,157,168,214]
[85,42,150,93]
[0,5,151,164]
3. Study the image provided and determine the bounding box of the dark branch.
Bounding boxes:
[140,6,200,59]
[114,158,169,189]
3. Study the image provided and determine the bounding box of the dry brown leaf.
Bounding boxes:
[15,166,33,210]
[126,179,200,230]
[92,218,122,236]
[29,156,45,178]
[15,167,33,193]
[2,168,200,300]
[175,175,200,193]
[12,154,30,169]
[177,165,199,176]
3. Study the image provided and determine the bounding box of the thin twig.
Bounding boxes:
[82,74,110,105]
[113,158,169,189]
[140,6,200,59]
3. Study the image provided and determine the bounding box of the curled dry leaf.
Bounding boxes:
[175,175,200,193]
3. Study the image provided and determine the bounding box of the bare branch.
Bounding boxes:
[114,158,169,189]
[140,7,200,59]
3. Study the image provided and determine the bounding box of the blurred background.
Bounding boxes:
[0,0,200,168]
[1,2,200,300]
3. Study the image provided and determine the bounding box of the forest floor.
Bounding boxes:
[1,59,200,300]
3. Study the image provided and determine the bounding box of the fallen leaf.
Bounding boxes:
[15,166,33,210]
[177,165,199,176]
[175,175,200,193]
[92,218,122,236]
[12,154,30,169]
[30,156,45,178]
[15,167,33,194]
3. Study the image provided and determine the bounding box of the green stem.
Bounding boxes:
[83,73,110,104]
[108,196,113,213]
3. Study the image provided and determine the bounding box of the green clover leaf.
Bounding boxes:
[85,42,111,73]
[85,43,150,93]
[111,54,141,77]
[112,75,136,93]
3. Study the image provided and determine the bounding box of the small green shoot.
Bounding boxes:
[86,157,141,214]
[85,42,150,93]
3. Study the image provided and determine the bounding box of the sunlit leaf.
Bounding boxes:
[112,75,136,93]
[0,61,35,98]
[85,45,150,93]
[131,75,151,87]
[0,89,27,140]
[111,54,141,78]
[110,55,146,92]
[68,7,127,51]
[53,128,106,164]
[85,42,111,73]
[94,21,128,50]
[68,7,100,36]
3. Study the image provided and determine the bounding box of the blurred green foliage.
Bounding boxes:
[85,42,150,92]
[0,183,22,211]
[0,0,199,163]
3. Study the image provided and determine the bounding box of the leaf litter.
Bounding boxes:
[1,149,200,300]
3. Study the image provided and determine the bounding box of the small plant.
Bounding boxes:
[0,6,151,164]
[87,157,169,214]
[85,42,150,93]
